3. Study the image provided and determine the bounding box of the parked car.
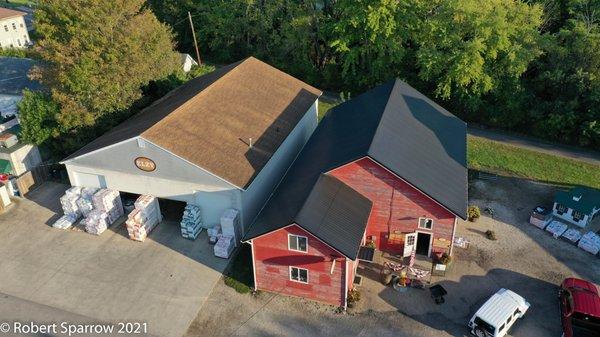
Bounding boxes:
[559,278,600,337]
[468,288,530,337]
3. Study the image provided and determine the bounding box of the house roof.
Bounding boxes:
[293,174,372,259]
[0,8,26,21]
[244,79,468,241]
[555,187,600,215]
[62,57,322,188]
[0,57,41,95]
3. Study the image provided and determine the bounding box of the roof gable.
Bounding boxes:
[368,80,467,219]
[294,174,372,259]
[0,8,26,21]
[555,187,600,214]
[244,79,467,241]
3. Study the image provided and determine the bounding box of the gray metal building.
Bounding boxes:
[61,57,322,231]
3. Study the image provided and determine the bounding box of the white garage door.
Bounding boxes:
[74,172,107,188]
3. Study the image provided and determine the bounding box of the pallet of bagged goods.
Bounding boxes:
[180,204,203,240]
[207,224,221,244]
[126,195,161,242]
[83,189,124,235]
[578,231,600,255]
[60,186,83,217]
[52,213,79,229]
[214,235,234,259]
[75,187,98,217]
[220,209,241,247]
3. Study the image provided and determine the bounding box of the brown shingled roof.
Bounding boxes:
[63,57,322,189]
[0,8,26,20]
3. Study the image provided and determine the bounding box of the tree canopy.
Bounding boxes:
[20,0,180,156]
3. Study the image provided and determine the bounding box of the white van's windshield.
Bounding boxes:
[474,317,495,334]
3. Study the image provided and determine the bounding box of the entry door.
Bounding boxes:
[403,232,417,257]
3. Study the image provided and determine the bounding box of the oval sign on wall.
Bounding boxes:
[134,157,156,172]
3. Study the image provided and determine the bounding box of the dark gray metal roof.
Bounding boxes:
[0,57,41,95]
[244,79,467,244]
[294,174,372,259]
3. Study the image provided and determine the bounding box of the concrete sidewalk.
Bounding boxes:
[468,127,600,166]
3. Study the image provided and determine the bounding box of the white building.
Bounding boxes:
[180,53,198,73]
[0,8,30,49]
[61,57,322,232]
[553,187,600,228]
[0,125,42,176]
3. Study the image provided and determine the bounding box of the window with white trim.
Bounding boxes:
[555,203,567,215]
[418,218,433,230]
[572,211,584,222]
[288,234,307,253]
[289,266,308,283]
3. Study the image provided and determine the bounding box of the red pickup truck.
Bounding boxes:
[559,278,600,337]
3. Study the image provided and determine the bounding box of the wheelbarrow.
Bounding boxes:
[429,284,447,304]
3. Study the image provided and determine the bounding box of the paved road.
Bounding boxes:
[468,127,600,166]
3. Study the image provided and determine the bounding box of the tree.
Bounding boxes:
[330,0,406,89]
[17,90,60,146]
[31,0,179,131]
[404,0,543,101]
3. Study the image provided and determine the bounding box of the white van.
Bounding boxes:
[468,288,530,337]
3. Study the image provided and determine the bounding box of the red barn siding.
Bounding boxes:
[329,157,456,256]
[252,224,348,307]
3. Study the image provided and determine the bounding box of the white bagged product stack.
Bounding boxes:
[92,189,124,224]
[180,204,203,240]
[214,235,234,259]
[578,231,600,255]
[83,189,123,235]
[545,220,568,239]
[60,186,83,217]
[207,223,221,244]
[52,213,79,229]
[75,187,98,217]
[561,228,582,243]
[126,195,161,242]
[84,209,111,235]
[220,209,241,247]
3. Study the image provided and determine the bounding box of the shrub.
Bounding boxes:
[224,276,251,294]
[485,230,497,241]
[347,289,361,303]
[438,253,452,265]
[468,205,481,221]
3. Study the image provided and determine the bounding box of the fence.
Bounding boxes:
[15,164,49,196]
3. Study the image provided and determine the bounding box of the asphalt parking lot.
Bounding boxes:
[0,182,228,337]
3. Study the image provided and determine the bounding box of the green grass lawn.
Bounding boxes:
[318,100,338,121]
[468,136,600,189]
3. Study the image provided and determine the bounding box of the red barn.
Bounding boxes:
[244,79,467,308]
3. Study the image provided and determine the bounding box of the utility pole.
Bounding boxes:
[188,11,202,65]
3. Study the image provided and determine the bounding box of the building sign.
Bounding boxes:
[134,157,156,172]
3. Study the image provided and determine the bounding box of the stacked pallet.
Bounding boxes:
[126,195,161,242]
[207,224,221,244]
[578,232,600,255]
[52,213,79,229]
[60,186,83,217]
[545,220,568,239]
[75,187,98,217]
[180,204,202,240]
[561,228,582,244]
[214,235,234,259]
[84,189,123,235]
[220,209,241,247]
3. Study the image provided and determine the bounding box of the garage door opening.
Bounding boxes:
[158,198,186,222]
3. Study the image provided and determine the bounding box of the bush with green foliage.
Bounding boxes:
[468,206,481,221]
